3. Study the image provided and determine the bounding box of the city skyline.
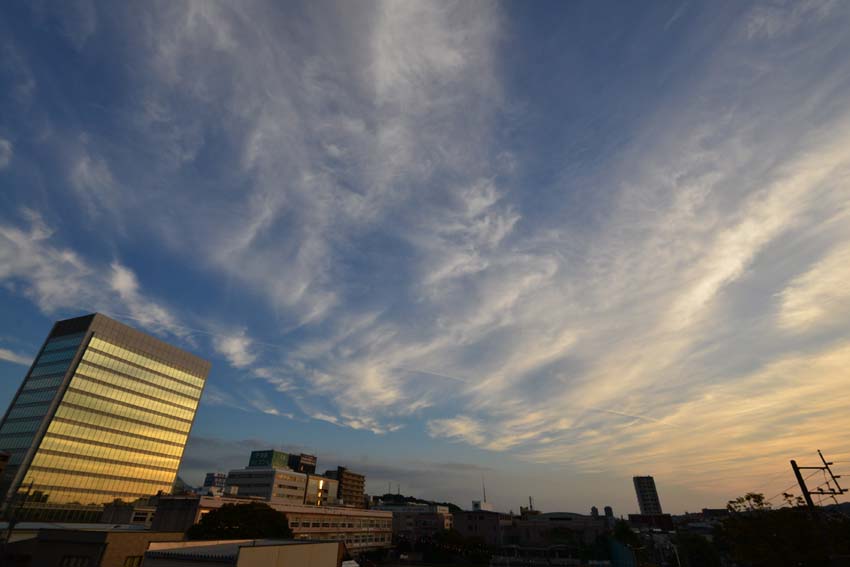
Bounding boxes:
[2,1,850,516]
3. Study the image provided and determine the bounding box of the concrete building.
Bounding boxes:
[633,476,663,515]
[248,449,290,469]
[151,494,392,554]
[203,472,227,491]
[373,502,453,542]
[100,497,157,527]
[144,539,343,567]
[501,512,609,547]
[0,523,184,567]
[0,313,211,522]
[453,510,511,546]
[324,467,365,508]
[225,467,339,506]
[288,453,317,474]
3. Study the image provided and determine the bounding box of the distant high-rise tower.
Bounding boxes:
[633,476,663,515]
[0,313,210,522]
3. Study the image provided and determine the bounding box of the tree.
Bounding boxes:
[714,492,850,566]
[186,502,292,540]
[674,533,720,567]
[726,492,769,513]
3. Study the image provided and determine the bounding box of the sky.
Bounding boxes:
[1,0,850,516]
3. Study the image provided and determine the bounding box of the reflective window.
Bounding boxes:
[10,334,205,510]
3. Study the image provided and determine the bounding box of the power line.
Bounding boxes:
[791,450,848,517]
[766,470,820,505]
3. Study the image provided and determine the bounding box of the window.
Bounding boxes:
[123,557,143,567]
[60,557,92,567]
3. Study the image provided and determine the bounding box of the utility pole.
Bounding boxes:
[791,460,816,513]
[791,450,848,516]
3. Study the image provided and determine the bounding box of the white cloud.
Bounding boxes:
[212,329,256,368]
[779,241,850,331]
[0,138,12,169]
[69,148,120,218]
[744,0,837,40]
[0,347,31,366]
[109,262,185,337]
[0,210,183,338]
[427,416,486,446]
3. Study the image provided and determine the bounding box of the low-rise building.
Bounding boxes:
[373,503,453,542]
[225,467,339,506]
[453,510,512,546]
[0,523,184,567]
[144,539,343,567]
[100,500,157,527]
[502,512,609,547]
[151,494,392,555]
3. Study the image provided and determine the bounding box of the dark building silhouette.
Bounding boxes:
[633,476,663,515]
[203,472,227,490]
[288,453,317,474]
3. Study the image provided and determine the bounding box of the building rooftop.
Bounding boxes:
[145,539,331,561]
[163,494,392,517]
[0,522,150,532]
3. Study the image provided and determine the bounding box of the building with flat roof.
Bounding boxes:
[324,467,365,508]
[633,476,663,515]
[288,453,317,474]
[145,539,343,567]
[373,502,453,542]
[225,467,339,506]
[453,510,512,546]
[248,449,290,469]
[151,494,392,554]
[204,472,227,490]
[502,511,609,547]
[0,523,184,567]
[0,313,211,522]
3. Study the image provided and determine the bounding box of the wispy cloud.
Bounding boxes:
[0,138,11,169]
[0,347,31,366]
[2,0,850,509]
[778,241,850,332]
[0,210,249,369]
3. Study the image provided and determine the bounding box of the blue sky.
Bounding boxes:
[2,0,850,515]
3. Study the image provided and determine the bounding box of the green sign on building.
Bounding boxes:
[249,450,289,469]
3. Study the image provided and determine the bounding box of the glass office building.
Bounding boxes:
[0,314,210,522]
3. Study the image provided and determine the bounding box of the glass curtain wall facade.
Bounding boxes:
[0,314,210,522]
